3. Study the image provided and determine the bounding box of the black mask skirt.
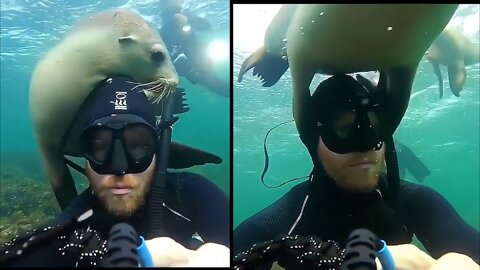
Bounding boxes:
[311,75,387,155]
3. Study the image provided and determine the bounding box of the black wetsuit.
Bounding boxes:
[233,174,480,269]
[1,171,229,267]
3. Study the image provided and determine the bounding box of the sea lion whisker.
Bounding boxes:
[139,78,177,104]
[130,80,159,87]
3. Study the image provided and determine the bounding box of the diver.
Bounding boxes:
[0,75,230,267]
[158,0,230,97]
[233,74,479,269]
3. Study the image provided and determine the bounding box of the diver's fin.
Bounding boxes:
[168,142,222,169]
[447,60,466,97]
[238,47,289,87]
[64,157,86,176]
[431,62,444,98]
[395,141,431,182]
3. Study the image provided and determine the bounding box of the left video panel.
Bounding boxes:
[0,0,231,267]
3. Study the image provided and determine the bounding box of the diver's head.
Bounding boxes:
[308,74,387,193]
[80,75,159,216]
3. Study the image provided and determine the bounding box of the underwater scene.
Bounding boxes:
[0,0,230,244]
[233,3,479,252]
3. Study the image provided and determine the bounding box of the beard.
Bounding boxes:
[86,156,156,217]
[92,175,151,217]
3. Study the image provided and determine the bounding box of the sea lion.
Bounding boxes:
[425,26,480,98]
[238,4,458,136]
[29,8,179,209]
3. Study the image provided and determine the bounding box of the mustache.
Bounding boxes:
[348,155,381,166]
[100,175,136,188]
[96,184,147,217]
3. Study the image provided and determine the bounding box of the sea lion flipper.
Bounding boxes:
[431,62,444,99]
[171,88,190,115]
[153,87,190,116]
[168,142,222,169]
[447,59,466,97]
[238,47,289,87]
[379,66,417,136]
[40,144,78,209]
[238,47,267,83]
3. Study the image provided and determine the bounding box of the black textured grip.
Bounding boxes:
[101,223,140,267]
[340,229,378,270]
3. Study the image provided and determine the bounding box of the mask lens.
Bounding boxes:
[123,124,157,162]
[332,111,356,140]
[367,111,381,135]
[83,126,113,164]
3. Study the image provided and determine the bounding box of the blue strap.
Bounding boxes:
[377,240,395,270]
[137,236,154,267]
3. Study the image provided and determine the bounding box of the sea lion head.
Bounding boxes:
[69,9,180,103]
[115,34,179,101]
[106,10,179,103]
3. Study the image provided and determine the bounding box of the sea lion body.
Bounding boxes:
[426,26,480,97]
[287,4,459,75]
[238,4,458,89]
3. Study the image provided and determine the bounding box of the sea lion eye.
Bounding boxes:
[151,51,165,63]
[118,36,136,45]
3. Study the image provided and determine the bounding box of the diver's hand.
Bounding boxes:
[429,252,479,270]
[145,237,230,267]
[186,242,230,267]
[375,244,435,270]
[375,244,479,270]
[145,237,194,267]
